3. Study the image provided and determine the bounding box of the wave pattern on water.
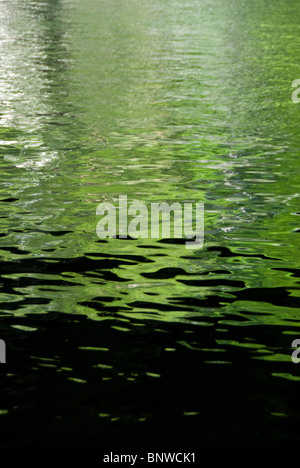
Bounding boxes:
[0,0,300,448]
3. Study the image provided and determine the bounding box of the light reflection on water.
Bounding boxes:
[0,0,300,447]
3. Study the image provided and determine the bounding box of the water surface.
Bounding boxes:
[0,0,300,447]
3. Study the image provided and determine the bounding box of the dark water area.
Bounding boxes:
[0,0,300,448]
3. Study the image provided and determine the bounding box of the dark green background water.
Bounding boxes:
[0,0,300,447]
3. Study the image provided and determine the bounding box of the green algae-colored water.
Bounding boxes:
[0,0,300,447]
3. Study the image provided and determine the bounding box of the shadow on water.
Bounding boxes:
[1,308,300,448]
[0,242,299,448]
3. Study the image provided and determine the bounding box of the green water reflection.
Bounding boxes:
[0,0,300,388]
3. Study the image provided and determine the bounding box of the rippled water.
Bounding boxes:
[0,0,300,447]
